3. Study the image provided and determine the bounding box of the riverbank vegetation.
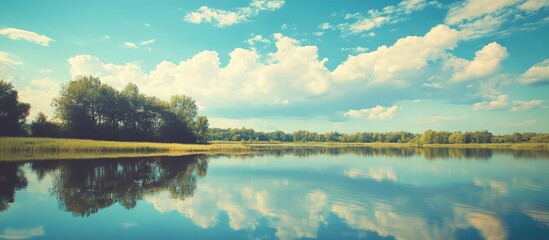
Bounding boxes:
[1,77,209,143]
[1,78,547,152]
[0,137,249,161]
[209,128,549,145]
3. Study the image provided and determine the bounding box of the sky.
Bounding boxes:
[0,0,548,134]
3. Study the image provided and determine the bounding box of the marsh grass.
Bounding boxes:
[0,137,249,161]
[1,137,547,161]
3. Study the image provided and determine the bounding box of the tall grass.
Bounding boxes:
[1,137,547,161]
[0,137,250,161]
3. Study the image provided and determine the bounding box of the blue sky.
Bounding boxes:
[1,0,548,134]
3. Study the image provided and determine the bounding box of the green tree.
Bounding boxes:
[448,132,466,144]
[195,116,209,144]
[30,112,62,137]
[0,80,30,136]
[169,95,197,129]
[52,76,102,139]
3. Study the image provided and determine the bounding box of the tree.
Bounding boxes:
[169,95,197,130]
[0,80,30,136]
[195,116,209,144]
[30,112,62,138]
[52,76,102,139]
[448,132,465,144]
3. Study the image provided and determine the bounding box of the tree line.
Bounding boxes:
[0,77,208,143]
[209,127,549,144]
[1,78,548,144]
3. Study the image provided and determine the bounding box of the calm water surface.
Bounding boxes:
[1,147,548,240]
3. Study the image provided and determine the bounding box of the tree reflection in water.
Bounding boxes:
[30,155,208,217]
[0,146,546,218]
[0,162,28,212]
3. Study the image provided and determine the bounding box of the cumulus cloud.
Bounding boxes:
[519,59,549,85]
[345,105,398,120]
[0,27,53,46]
[451,42,508,81]
[473,94,508,111]
[67,33,330,110]
[17,77,61,118]
[332,24,461,84]
[184,0,285,27]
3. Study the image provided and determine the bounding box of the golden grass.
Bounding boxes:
[1,137,547,161]
[0,137,249,161]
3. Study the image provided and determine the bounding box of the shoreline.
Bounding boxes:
[1,137,547,161]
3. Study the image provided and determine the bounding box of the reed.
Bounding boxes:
[0,137,250,161]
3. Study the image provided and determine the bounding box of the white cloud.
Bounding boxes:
[446,0,520,25]
[345,167,398,181]
[445,0,549,39]
[510,99,544,111]
[0,27,53,46]
[454,206,508,240]
[0,51,22,66]
[345,105,398,120]
[501,120,537,127]
[451,42,508,81]
[122,42,138,49]
[140,39,155,46]
[184,0,285,28]
[146,179,329,240]
[144,23,151,27]
[250,0,285,11]
[473,94,508,111]
[338,0,427,34]
[17,77,61,118]
[67,34,331,109]
[519,0,549,11]
[332,24,461,84]
[0,226,44,240]
[318,22,332,30]
[246,34,270,47]
[519,59,549,84]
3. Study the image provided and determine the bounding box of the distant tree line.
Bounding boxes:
[1,78,547,144]
[0,77,208,143]
[209,127,549,144]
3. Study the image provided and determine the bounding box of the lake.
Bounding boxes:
[1,147,548,240]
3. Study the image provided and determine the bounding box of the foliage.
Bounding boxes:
[209,127,547,145]
[52,76,205,143]
[30,112,62,138]
[0,80,30,136]
[195,116,209,144]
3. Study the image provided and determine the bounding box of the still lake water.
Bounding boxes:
[1,147,548,240]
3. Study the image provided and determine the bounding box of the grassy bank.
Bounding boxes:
[0,137,249,161]
[1,137,547,161]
